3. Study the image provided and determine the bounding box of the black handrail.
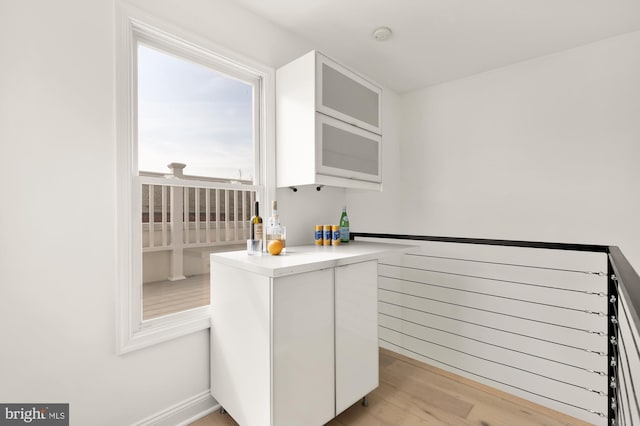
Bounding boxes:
[608,245,640,330]
[351,231,640,425]
[350,232,609,252]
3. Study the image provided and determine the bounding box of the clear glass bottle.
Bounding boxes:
[267,200,280,229]
[266,200,286,253]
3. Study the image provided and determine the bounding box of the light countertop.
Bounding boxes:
[210,241,414,277]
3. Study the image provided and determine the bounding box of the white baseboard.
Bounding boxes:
[133,390,219,426]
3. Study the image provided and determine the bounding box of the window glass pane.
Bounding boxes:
[137,43,255,322]
[137,44,255,180]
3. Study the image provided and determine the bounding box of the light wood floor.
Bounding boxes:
[191,347,593,426]
[143,273,210,319]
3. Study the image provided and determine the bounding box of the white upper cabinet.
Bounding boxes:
[276,51,383,190]
[316,54,381,135]
[316,114,381,183]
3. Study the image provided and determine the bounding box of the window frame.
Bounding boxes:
[115,6,275,354]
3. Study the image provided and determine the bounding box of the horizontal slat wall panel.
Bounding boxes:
[368,238,609,426]
[378,266,607,350]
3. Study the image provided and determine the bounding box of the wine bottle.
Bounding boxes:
[339,206,350,243]
[250,201,263,245]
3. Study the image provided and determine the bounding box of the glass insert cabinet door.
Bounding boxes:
[316,54,382,135]
[315,113,382,183]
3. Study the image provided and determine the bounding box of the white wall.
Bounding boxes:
[346,89,404,234]
[350,30,640,272]
[277,85,402,246]
[276,185,347,246]
[348,29,640,424]
[0,0,315,424]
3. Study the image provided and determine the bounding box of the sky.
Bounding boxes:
[137,44,255,180]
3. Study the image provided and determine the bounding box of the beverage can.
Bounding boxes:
[323,225,332,246]
[315,225,323,245]
[332,225,340,246]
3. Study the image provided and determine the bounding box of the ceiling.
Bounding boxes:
[234,0,640,93]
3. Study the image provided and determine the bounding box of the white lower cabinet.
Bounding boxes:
[335,261,379,414]
[273,268,335,426]
[210,259,378,426]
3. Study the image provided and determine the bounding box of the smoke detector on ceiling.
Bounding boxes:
[372,26,392,41]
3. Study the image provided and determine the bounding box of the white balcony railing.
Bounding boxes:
[140,163,259,281]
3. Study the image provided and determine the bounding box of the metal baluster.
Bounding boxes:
[609,268,620,425]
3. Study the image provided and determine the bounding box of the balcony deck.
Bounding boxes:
[143,273,210,320]
[191,347,591,426]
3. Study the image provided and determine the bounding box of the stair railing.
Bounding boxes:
[351,232,639,426]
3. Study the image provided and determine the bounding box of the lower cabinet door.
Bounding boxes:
[335,260,379,414]
[211,263,272,426]
[273,268,336,426]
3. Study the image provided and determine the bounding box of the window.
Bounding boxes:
[116,11,274,353]
[137,43,259,320]
[137,44,256,180]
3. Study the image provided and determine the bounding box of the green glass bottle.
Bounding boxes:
[339,206,350,243]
